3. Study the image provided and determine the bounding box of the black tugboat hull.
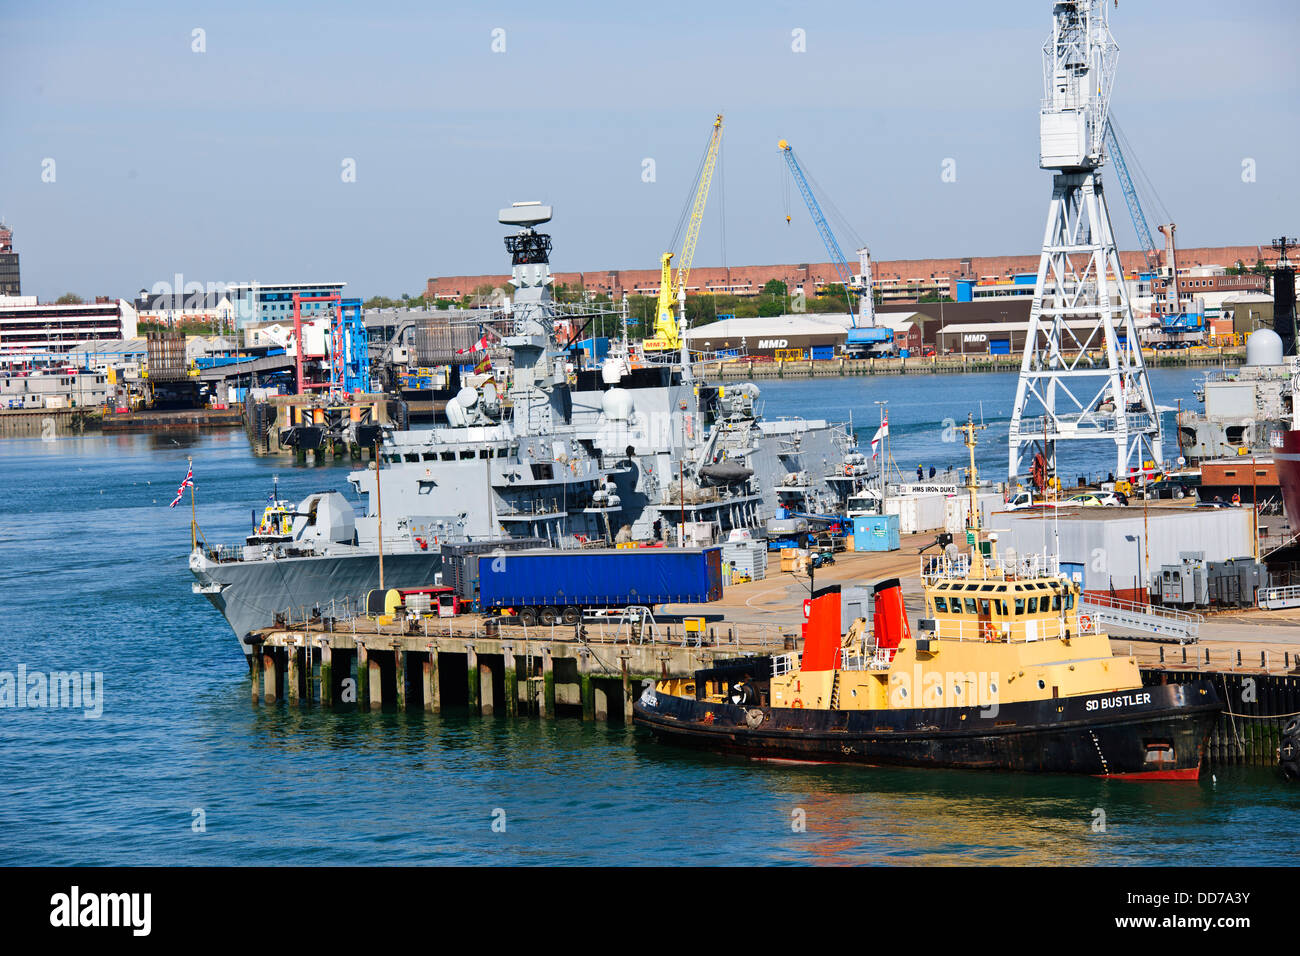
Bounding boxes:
[634,681,1220,778]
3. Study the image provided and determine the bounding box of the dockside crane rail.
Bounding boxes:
[645,114,724,352]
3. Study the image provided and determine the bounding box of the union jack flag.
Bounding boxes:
[169,462,194,508]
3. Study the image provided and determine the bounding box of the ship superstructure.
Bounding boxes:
[192,203,870,659]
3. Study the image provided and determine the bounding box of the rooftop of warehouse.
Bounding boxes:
[1002,505,1232,522]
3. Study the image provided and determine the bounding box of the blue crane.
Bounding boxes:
[1104,118,1201,334]
[1104,118,1160,275]
[779,140,887,352]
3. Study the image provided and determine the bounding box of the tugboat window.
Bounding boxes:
[934,596,948,612]
[964,598,977,615]
[1015,598,1026,615]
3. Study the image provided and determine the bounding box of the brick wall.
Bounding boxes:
[425,244,1283,301]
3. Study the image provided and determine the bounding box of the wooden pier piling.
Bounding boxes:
[249,616,791,722]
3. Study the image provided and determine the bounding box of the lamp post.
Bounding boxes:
[1124,533,1144,604]
[873,400,888,513]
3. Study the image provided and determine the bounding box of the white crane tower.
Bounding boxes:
[1008,0,1161,484]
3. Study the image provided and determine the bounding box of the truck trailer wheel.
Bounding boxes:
[561,606,581,625]
[539,607,558,626]
[519,607,538,627]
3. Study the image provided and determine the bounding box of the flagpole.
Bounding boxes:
[188,455,197,550]
[374,440,385,591]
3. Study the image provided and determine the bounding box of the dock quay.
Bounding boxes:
[251,604,1299,767]
[691,346,1245,382]
[248,616,795,720]
[0,406,96,438]
[100,406,244,432]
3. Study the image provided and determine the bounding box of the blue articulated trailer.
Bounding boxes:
[477,547,723,625]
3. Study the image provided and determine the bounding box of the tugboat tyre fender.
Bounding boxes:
[1282,718,1300,738]
[745,708,765,729]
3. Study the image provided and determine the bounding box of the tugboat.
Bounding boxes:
[634,417,1222,778]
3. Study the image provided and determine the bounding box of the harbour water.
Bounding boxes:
[2,369,1296,866]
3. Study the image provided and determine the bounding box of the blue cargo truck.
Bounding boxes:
[477,547,723,625]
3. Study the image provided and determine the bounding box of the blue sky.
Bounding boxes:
[1,0,1296,301]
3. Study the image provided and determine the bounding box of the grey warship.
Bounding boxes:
[192,202,872,659]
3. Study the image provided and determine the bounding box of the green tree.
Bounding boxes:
[55,293,84,305]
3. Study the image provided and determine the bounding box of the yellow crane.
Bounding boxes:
[644,113,723,351]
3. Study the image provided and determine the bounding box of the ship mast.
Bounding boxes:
[960,413,988,573]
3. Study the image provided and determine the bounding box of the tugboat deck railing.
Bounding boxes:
[921,551,1062,583]
[930,614,1102,643]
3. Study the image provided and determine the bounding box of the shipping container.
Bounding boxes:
[884,493,947,533]
[477,547,723,620]
[852,514,900,551]
[810,345,835,361]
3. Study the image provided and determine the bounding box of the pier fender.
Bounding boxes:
[1281,733,1300,782]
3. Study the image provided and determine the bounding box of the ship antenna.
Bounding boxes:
[962,413,988,571]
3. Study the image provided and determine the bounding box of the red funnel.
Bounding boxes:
[800,585,842,672]
[873,578,911,652]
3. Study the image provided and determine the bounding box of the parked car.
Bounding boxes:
[1148,473,1199,500]
[1064,492,1123,508]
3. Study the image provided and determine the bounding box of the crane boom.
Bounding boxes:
[1103,118,1160,275]
[676,114,724,301]
[646,114,723,351]
[779,139,857,325]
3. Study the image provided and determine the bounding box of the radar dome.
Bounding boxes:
[601,388,634,421]
[1245,327,1283,366]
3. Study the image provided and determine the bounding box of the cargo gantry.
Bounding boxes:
[1008,0,1162,483]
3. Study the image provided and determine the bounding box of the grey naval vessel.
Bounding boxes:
[192,202,872,659]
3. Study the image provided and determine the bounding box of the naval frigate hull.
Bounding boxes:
[190,548,442,658]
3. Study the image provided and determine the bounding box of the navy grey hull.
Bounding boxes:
[191,549,442,658]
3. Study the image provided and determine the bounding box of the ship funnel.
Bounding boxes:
[872,578,911,651]
[800,584,842,671]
